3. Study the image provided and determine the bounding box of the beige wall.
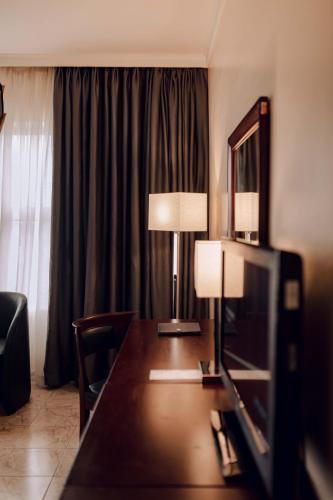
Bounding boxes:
[208,1,333,498]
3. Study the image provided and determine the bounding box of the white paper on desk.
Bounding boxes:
[149,369,202,381]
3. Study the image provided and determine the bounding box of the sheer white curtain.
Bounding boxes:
[0,68,54,385]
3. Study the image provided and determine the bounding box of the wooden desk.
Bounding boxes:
[61,320,261,500]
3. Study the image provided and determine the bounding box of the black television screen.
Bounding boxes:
[219,240,302,499]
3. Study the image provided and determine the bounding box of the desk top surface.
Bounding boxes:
[105,319,215,383]
[61,319,261,500]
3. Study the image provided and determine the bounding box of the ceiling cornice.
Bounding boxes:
[0,52,208,68]
[206,0,227,65]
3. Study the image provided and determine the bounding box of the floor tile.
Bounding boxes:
[46,397,79,408]
[43,477,65,500]
[0,425,76,449]
[0,384,79,499]
[54,449,77,478]
[0,449,61,476]
[30,386,52,402]
[0,417,13,434]
[46,394,79,409]
[66,426,80,449]
[31,405,79,428]
[0,476,51,500]
[47,385,78,399]
[0,405,40,427]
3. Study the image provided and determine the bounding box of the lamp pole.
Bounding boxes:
[148,192,207,324]
[175,231,181,319]
[172,231,181,319]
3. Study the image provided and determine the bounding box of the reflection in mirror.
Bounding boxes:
[228,97,270,246]
[235,128,259,193]
[234,128,260,244]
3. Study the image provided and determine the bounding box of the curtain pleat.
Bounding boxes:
[44,67,208,388]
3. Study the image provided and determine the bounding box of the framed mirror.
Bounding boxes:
[227,97,270,245]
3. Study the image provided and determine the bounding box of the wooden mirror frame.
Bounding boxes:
[0,84,6,133]
[227,96,270,245]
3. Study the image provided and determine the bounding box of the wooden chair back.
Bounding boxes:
[73,311,136,433]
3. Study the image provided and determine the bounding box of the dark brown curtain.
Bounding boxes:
[44,67,209,387]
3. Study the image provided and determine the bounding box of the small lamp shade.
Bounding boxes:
[195,241,244,299]
[234,192,259,232]
[194,241,222,298]
[148,192,207,232]
[224,253,244,298]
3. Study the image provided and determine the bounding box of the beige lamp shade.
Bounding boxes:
[224,253,244,298]
[148,192,207,232]
[194,241,222,298]
[195,241,244,299]
[234,192,259,232]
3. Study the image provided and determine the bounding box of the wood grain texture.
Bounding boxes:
[68,383,230,487]
[106,319,214,384]
[61,320,261,499]
[61,486,259,500]
[0,113,6,133]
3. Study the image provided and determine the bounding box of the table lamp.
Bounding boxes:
[194,240,244,383]
[195,240,223,383]
[234,192,259,242]
[148,192,207,334]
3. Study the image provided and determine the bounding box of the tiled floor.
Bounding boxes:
[0,382,80,500]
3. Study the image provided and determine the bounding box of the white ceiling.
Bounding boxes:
[0,0,224,67]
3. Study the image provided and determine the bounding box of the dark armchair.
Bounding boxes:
[0,292,31,414]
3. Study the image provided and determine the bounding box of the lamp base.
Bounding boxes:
[158,321,201,336]
[198,360,222,385]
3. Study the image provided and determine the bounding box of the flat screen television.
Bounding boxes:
[219,240,302,499]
